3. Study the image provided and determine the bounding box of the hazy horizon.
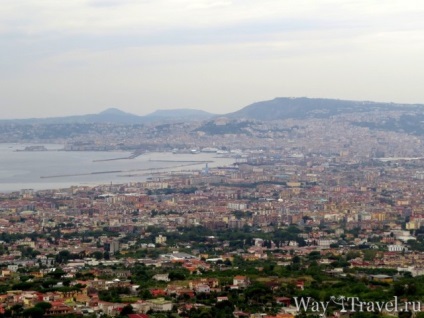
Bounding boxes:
[2,0,424,119]
[2,95,424,120]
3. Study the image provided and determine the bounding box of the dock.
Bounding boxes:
[93,150,144,162]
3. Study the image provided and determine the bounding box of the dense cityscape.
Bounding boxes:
[3,0,424,316]
[2,103,424,318]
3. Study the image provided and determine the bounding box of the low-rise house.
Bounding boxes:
[152,273,170,282]
[189,278,219,290]
[194,284,210,294]
[146,298,173,312]
[149,289,166,298]
[369,274,393,283]
[128,314,149,318]
[233,275,251,288]
[217,296,228,302]
[44,302,74,317]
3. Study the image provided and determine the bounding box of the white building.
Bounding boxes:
[388,244,407,252]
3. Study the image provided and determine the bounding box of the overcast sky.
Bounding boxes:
[1,0,424,119]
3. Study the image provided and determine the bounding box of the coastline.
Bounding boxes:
[0,144,235,193]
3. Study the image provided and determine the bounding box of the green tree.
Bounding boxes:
[34,302,52,311]
[91,251,103,260]
[22,307,44,318]
[11,304,24,318]
[308,251,321,261]
[56,250,71,263]
[169,269,189,281]
[120,304,134,316]
[47,268,65,279]
[292,256,301,264]
[211,300,234,318]
[139,289,153,299]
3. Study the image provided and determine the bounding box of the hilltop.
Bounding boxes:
[225,97,422,121]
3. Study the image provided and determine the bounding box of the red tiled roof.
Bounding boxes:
[128,314,149,318]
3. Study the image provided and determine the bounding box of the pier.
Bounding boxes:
[92,150,144,162]
[148,160,213,163]
[40,170,123,179]
[40,162,211,179]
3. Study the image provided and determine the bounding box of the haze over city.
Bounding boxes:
[4,2,424,317]
[2,0,424,119]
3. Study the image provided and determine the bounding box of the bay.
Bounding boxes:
[0,144,235,193]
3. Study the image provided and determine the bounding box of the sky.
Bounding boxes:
[1,0,424,119]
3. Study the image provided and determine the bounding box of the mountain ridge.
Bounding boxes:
[0,108,216,124]
[2,97,424,124]
[145,108,214,120]
[225,97,424,121]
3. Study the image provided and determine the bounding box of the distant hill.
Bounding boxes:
[144,109,214,121]
[86,108,143,123]
[0,108,215,124]
[0,108,142,125]
[225,97,424,121]
[3,98,424,125]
